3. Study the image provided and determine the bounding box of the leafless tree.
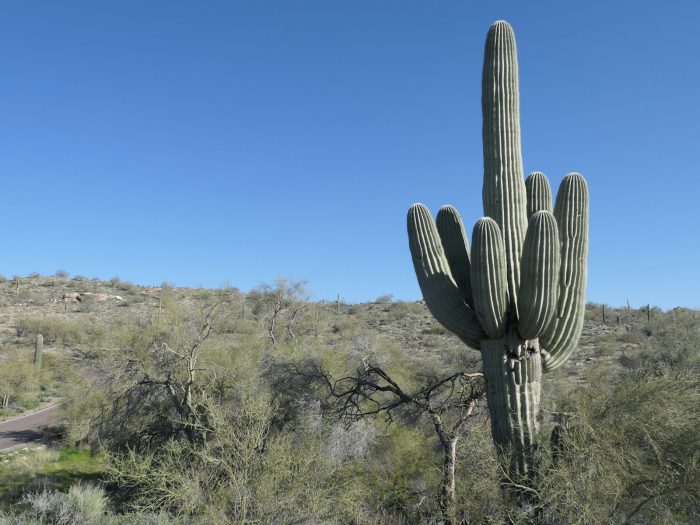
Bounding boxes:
[283,358,486,523]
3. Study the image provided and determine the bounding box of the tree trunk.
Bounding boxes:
[439,436,458,524]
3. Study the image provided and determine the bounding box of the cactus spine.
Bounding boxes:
[34,334,43,370]
[406,20,589,478]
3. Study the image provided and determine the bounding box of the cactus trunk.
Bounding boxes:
[34,334,43,370]
[406,20,589,483]
[482,332,542,477]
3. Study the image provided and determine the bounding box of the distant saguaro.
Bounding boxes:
[34,334,43,370]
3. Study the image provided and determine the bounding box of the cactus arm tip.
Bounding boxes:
[470,217,508,338]
[517,210,560,340]
[436,205,473,307]
[525,171,553,218]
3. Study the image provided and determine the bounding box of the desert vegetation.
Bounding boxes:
[0,274,697,524]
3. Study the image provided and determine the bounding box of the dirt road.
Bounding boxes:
[0,404,62,452]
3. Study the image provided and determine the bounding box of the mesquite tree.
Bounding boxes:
[407,20,589,478]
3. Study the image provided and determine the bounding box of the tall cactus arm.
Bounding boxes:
[525,172,553,218]
[470,218,508,338]
[407,204,485,349]
[518,211,560,340]
[482,20,528,314]
[541,173,589,371]
[436,205,474,307]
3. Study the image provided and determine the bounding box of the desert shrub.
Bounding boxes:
[644,308,700,373]
[360,425,441,521]
[15,317,107,348]
[19,483,108,525]
[325,420,376,464]
[255,432,369,523]
[382,300,415,322]
[330,316,362,337]
[421,324,447,335]
[192,288,215,301]
[616,330,641,344]
[234,318,262,336]
[375,294,394,304]
[246,279,312,348]
[0,355,38,410]
[347,304,360,315]
[453,421,511,523]
[1,447,61,479]
[105,393,369,524]
[116,280,138,293]
[537,365,700,524]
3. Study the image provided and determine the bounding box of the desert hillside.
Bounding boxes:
[0,274,697,523]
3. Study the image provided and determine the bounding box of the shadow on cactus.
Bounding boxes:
[407,21,589,482]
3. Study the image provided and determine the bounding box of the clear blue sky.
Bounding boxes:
[1,1,699,310]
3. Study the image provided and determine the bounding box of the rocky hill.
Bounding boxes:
[0,273,677,400]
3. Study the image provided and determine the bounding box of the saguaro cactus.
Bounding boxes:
[407,20,589,477]
[34,334,43,370]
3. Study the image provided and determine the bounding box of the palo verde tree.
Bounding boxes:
[407,21,589,480]
[249,278,310,349]
[88,294,223,449]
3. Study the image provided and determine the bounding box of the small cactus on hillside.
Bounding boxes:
[34,333,44,370]
[407,20,589,477]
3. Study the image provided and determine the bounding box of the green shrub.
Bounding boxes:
[331,316,362,337]
[538,364,700,523]
[0,355,37,411]
[21,483,108,525]
[421,324,447,335]
[375,294,394,304]
[15,318,107,347]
